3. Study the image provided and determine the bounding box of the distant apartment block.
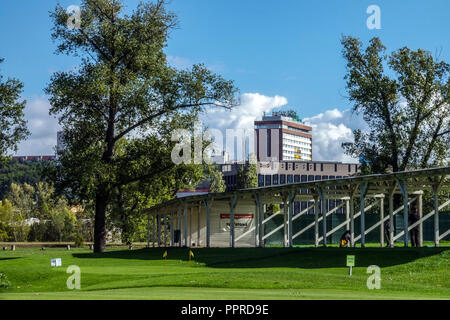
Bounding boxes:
[221,160,359,191]
[255,111,313,162]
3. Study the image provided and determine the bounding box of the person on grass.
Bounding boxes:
[409,207,420,248]
[340,230,351,247]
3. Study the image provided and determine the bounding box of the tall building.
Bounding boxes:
[220,110,360,195]
[254,111,313,162]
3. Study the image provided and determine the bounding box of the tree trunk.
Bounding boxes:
[94,113,115,253]
[94,193,109,253]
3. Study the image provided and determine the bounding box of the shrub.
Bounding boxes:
[27,222,47,242]
[74,233,84,247]
[0,272,11,288]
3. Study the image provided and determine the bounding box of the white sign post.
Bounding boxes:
[346,255,355,276]
[51,258,62,267]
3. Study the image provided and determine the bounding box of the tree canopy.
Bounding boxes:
[341,36,450,174]
[45,0,238,252]
[0,59,29,159]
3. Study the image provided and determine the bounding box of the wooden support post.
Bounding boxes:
[433,187,440,248]
[229,195,238,248]
[282,197,288,247]
[171,212,175,247]
[152,214,156,248]
[314,195,319,248]
[157,214,161,247]
[147,214,150,248]
[254,196,259,247]
[379,196,385,247]
[262,204,266,247]
[164,214,167,248]
[417,192,423,248]
[178,205,182,248]
[259,199,265,248]
[388,187,395,248]
[288,190,296,248]
[184,203,188,247]
[345,199,350,231]
[189,207,192,247]
[318,187,327,247]
[254,193,264,248]
[197,204,201,247]
[360,182,369,248]
[350,196,355,247]
[397,179,409,247]
[204,199,211,248]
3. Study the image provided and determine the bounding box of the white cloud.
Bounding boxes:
[201,93,288,132]
[15,96,60,156]
[303,108,366,163]
[201,93,287,160]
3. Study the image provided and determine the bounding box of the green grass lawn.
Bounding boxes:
[0,246,449,300]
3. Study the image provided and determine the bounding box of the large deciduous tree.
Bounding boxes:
[341,36,450,173]
[45,0,237,252]
[237,156,258,189]
[0,59,29,159]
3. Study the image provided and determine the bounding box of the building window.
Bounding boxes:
[287,175,293,184]
[322,175,329,180]
[335,163,338,172]
[294,175,300,183]
[280,174,286,184]
[315,175,321,181]
[308,175,314,182]
[265,175,272,186]
[348,164,351,173]
[314,163,317,171]
[273,174,279,185]
[321,163,324,171]
[329,176,335,180]
[301,175,307,182]
[258,175,264,187]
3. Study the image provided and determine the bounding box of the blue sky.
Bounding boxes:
[1,0,449,159]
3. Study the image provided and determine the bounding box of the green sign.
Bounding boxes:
[346,255,355,267]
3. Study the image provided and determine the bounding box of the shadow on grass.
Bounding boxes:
[72,247,449,269]
[0,257,21,261]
